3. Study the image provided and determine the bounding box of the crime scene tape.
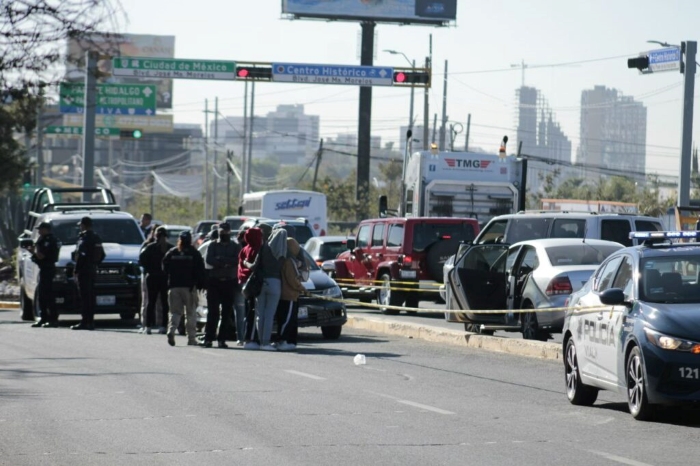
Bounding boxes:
[302,291,615,315]
[334,278,442,288]
[0,301,19,309]
[338,283,443,293]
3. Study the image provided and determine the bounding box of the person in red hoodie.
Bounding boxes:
[238,227,263,349]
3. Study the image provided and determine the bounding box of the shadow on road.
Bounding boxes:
[594,402,700,427]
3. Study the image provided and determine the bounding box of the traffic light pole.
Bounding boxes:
[82,51,98,200]
[679,41,696,208]
[356,21,375,220]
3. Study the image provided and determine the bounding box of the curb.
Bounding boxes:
[345,315,562,361]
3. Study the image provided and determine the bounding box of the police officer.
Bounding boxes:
[139,226,173,334]
[28,222,60,328]
[71,216,105,331]
[202,223,240,348]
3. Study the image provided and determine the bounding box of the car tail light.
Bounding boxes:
[546,276,573,296]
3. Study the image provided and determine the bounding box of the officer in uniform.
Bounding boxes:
[28,222,60,327]
[71,216,105,331]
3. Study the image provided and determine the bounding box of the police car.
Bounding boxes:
[563,231,700,420]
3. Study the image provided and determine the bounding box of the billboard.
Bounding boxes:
[65,33,175,110]
[282,0,457,24]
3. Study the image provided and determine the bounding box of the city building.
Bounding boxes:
[578,85,647,184]
[514,86,573,191]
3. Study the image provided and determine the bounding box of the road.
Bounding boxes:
[344,299,565,344]
[1,309,699,465]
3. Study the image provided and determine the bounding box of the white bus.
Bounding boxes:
[241,190,328,236]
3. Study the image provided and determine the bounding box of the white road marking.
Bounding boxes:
[284,370,326,381]
[589,450,654,466]
[370,392,455,415]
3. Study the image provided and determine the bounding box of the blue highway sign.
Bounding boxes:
[272,63,394,86]
[647,47,681,73]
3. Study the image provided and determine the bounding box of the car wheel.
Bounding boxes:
[521,309,548,341]
[464,323,495,335]
[20,287,34,321]
[564,338,598,405]
[359,297,373,304]
[626,346,655,420]
[376,274,401,315]
[321,325,342,339]
[119,312,136,321]
[406,296,419,311]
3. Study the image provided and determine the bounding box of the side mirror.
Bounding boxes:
[321,261,335,274]
[346,239,356,250]
[378,195,388,218]
[19,238,33,249]
[599,288,626,306]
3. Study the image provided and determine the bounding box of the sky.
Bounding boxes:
[111,0,699,178]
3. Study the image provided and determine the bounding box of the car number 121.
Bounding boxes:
[678,367,700,379]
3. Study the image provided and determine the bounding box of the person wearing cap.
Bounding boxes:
[162,230,205,346]
[27,222,61,327]
[139,226,174,335]
[275,237,307,351]
[202,223,241,348]
[71,216,105,331]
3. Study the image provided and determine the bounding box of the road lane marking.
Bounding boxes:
[589,450,654,466]
[370,391,455,415]
[284,370,326,380]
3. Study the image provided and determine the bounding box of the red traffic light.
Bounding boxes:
[394,72,406,83]
[237,68,249,78]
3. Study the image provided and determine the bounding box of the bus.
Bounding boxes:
[241,190,328,236]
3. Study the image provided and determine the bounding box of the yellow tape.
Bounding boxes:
[303,291,614,315]
[334,277,441,287]
[338,283,441,293]
[0,301,19,309]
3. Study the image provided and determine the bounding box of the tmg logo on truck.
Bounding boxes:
[444,159,492,169]
[275,197,312,211]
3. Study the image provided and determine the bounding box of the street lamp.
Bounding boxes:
[647,40,680,48]
[383,49,416,132]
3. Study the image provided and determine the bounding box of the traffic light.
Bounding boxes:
[119,129,143,139]
[628,56,650,72]
[392,70,431,87]
[235,66,273,81]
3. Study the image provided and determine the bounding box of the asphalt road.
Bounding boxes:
[344,299,565,344]
[2,309,700,466]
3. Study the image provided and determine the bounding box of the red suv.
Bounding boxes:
[328,217,479,314]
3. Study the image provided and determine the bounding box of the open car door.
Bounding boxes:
[447,244,509,324]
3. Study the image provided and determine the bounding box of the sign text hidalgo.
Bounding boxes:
[112,57,236,80]
[59,82,157,115]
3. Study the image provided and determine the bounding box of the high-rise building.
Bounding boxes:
[515,86,572,190]
[578,85,647,183]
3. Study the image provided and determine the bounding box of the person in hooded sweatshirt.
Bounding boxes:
[254,228,287,351]
[238,227,263,349]
[276,237,308,351]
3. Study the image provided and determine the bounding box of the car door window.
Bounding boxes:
[551,219,586,238]
[612,255,635,298]
[387,224,403,247]
[594,256,624,292]
[371,224,385,247]
[507,218,550,243]
[357,225,371,248]
[635,220,662,232]
[476,220,508,244]
[601,219,632,247]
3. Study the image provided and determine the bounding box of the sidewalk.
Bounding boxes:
[345,312,562,361]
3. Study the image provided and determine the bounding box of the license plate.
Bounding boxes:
[96,295,116,306]
[298,306,308,319]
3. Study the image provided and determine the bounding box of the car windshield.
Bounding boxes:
[195,222,217,235]
[640,255,700,303]
[166,227,190,238]
[412,223,476,252]
[52,218,144,245]
[319,242,347,260]
[225,219,245,231]
[264,222,314,245]
[546,244,622,266]
[300,249,320,271]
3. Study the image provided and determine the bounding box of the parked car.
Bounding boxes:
[325,217,479,313]
[563,230,700,420]
[160,224,192,240]
[193,220,220,246]
[240,217,316,245]
[304,236,350,267]
[440,211,664,302]
[222,215,250,234]
[445,238,623,339]
[194,245,346,340]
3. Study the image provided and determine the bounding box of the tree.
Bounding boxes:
[377,158,402,212]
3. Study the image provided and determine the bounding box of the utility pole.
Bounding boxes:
[312,138,324,191]
[204,98,209,219]
[439,60,448,151]
[82,51,98,200]
[356,20,376,220]
[246,80,255,194]
[150,167,155,219]
[465,113,471,151]
[431,113,438,145]
[679,41,697,207]
[212,96,219,219]
[226,150,232,216]
[240,80,248,200]
[409,59,415,132]
[517,141,527,212]
[35,101,44,186]
[423,56,430,151]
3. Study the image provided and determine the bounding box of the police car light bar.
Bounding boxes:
[629,231,700,240]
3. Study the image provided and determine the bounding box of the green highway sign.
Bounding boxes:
[112,57,237,80]
[59,82,157,115]
[44,126,121,137]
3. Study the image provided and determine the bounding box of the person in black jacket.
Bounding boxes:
[139,226,173,335]
[201,223,241,348]
[162,231,205,346]
[27,222,61,327]
[71,216,105,331]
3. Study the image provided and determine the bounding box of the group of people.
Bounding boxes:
[137,213,308,350]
